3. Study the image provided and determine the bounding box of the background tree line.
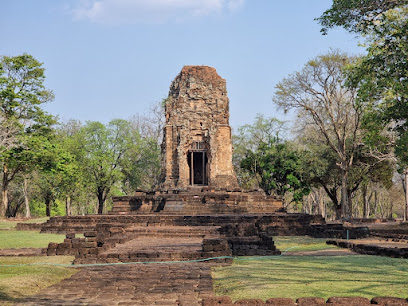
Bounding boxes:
[0,53,163,217]
[1,1,407,220]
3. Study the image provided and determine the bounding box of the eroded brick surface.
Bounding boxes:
[18,263,213,306]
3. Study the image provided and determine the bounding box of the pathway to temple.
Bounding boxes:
[18,262,214,306]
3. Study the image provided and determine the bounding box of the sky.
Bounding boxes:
[0,0,364,130]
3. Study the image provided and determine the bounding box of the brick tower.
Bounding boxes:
[161,66,238,190]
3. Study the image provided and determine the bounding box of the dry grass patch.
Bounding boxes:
[0,256,77,304]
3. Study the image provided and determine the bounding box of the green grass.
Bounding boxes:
[213,255,408,301]
[274,236,338,253]
[213,237,408,301]
[20,217,49,224]
[0,217,49,230]
[0,217,64,249]
[0,230,66,249]
[0,256,77,303]
[0,221,16,230]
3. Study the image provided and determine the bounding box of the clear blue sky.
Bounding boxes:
[0,0,363,129]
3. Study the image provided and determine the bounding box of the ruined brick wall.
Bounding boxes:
[161,66,238,189]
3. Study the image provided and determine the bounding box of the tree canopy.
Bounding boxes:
[0,54,55,217]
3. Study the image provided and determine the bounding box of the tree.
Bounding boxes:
[240,138,310,203]
[0,114,18,155]
[273,51,363,219]
[126,105,163,191]
[0,54,55,217]
[296,122,394,219]
[318,1,408,220]
[233,114,285,189]
[316,0,408,35]
[75,120,136,214]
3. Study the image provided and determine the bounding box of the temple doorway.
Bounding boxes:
[187,150,208,185]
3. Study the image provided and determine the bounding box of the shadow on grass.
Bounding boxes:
[0,288,24,303]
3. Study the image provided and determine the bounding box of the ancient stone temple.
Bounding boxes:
[161,66,238,190]
[111,65,283,214]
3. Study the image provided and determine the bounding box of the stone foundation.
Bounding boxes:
[111,188,283,214]
[327,239,408,258]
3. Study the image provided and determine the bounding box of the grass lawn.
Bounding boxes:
[0,256,77,304]
[0,218,65,249]
[0,217,49,230]
[0,230,66,249]
[212,237,408,301]
[274,236,339,253]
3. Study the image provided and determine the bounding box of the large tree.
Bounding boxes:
[273,51,362,219]
[74,119,141,214]
[318,0,408,220]
[240,139,310,203]
[297,123,394,219]
[233,114,285,189]
[0,54,55,217]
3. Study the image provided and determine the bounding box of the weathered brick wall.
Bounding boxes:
[16,223,43,231]
[161,66,238,189]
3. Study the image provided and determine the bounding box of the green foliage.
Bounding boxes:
[241,139,310,202]
[0,54,56,217]
[318,1,408,169]
[316,0,408,35]
[233,114,285,189]
[0,53,54,122]
[349,7,408,168]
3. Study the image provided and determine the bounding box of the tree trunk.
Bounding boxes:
[404,170,408,222]
[45,192,51,217]
[321,184,340,219]
[97,188,105,215]
[340,167,349,219]
[318,188,326,219]
[23,176,30,218]
[347,190,353,221]
[1,164,9,217]
[373,190,378,217]
[65,195,72,216]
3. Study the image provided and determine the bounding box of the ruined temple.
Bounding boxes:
[111,66,283,214]
[161,66,238,190]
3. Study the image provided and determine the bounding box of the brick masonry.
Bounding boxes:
[112,66,285,214]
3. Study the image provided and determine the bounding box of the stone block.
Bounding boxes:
[265,298,295,305]
[57,242,71,249]
[56,248,71,256]
[202,296,233,305]
[48,242,58,249]
[47,248,57,256]
[80,241,97,248]
[84,231,97,237]
[326,297,370,304]
[371,297,408,305]
[296,297,326,305]
[203,244,214,252]
[234,299,265,305]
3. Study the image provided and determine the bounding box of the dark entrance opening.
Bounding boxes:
[187,151,208,185]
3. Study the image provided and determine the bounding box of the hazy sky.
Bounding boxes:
[0,0,363,130]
